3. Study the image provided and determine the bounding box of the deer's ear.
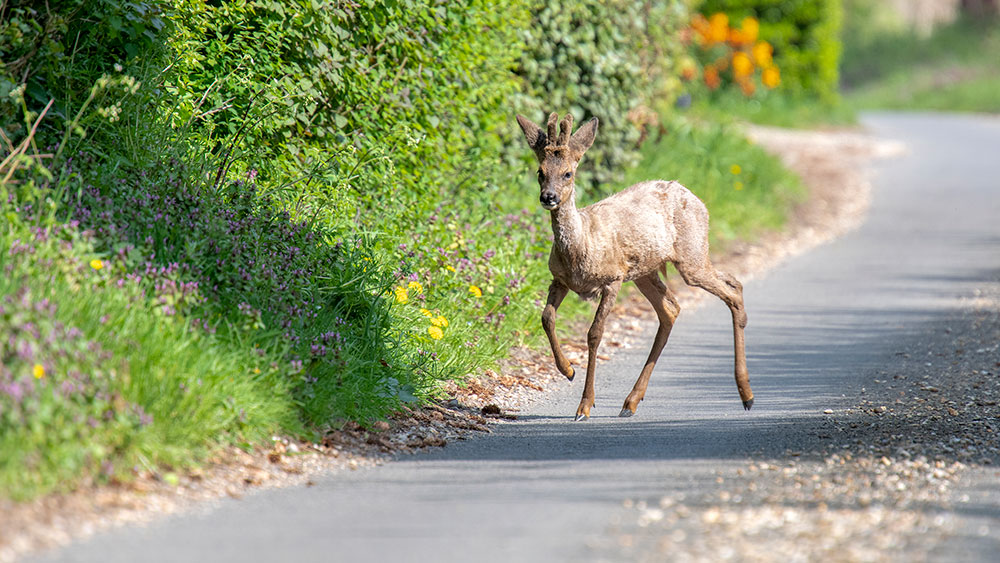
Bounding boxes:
[516,114,547,153]
[570,117,599,157]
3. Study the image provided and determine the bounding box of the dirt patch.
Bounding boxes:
[0,126,903,563]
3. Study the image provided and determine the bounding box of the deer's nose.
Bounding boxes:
[540,192,559,208]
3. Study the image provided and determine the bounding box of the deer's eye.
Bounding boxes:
[563,172,572,180]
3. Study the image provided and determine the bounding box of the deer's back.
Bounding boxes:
[567,180,708,286]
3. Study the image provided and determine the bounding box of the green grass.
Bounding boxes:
[842,17,1000,113]
[688,90,857,129]
[0,220,296,500]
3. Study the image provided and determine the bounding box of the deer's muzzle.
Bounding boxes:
[540,191,560,210]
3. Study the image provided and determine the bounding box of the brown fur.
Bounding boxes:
[516,112,754,420]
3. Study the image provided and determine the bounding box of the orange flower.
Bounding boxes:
[732,52,753,78]
[703,66,721,90]
[691,14,711,44]
[752,41,773,67]
[762,66,781,89]
[739,79,757,97]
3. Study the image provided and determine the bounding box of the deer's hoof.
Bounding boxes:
[566,367,575,381]
[743,397,754,411]
[574,413,589,422]
[618,408,634,418]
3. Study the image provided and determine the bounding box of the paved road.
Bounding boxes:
[35,113,1000,562]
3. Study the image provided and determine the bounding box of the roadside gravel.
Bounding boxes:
[0,125,901,563]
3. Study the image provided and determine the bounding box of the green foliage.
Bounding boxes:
[165,0,529,224]
[512,0,692,191]
[0,0,166,142]
[698,0,843,103]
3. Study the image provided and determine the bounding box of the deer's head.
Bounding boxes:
[516,112,598,211]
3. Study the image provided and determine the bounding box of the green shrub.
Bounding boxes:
[0,0,166,143]
[697,0,843,103]
[511,0,692,192]
[164,0,529,225]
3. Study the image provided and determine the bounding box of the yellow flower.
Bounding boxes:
[430,315,449,328]
[741,17,760,43]
[752,41,773,67]
[708,12,729,44]
[33,364,45,379]
[734,181,744,191]
[90,259,104,271]
[762,65,781,89]
[408,280,423,294]
[469,285,482,298]
[730,164,742,175]
[420,308,434,318]
[732,51,753,78]
[428,326,444,340]
[445,265,456,272]
[394,286,408,304]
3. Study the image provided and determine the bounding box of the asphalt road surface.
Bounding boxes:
[34,113,1000,562]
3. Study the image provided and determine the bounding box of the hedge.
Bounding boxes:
[511,0,692,191]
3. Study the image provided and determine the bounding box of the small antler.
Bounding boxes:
[557,114,574,146]
[546,112,559,146]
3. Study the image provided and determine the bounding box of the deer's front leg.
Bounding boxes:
[576,280,622,421]
[542,280,574,380]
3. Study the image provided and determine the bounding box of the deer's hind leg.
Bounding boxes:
[676,258,754,410]
[620,271,681,417]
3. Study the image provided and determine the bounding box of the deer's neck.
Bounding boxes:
[550,196,588,262]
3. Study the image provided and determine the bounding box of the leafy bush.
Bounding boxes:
[697,0,843,103]
[0,0,166,142]
[164,0,529,225]
[511,0,692,191]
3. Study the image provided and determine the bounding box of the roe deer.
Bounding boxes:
[516,112,753,421]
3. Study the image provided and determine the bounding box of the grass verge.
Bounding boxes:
[842,17,1000,114]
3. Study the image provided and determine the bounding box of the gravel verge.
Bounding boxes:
[0,125,902,563]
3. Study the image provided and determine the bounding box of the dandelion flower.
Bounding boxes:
[446,265,456,272]
[33,364,45,379]
[730,164,742,175]
[428,326,444,340]
[431,315,449,328]
[408,280,423,294]
[90,259,104,271]
[420,308,434,318]
[469,285,483,298]
[394,286,409,304]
